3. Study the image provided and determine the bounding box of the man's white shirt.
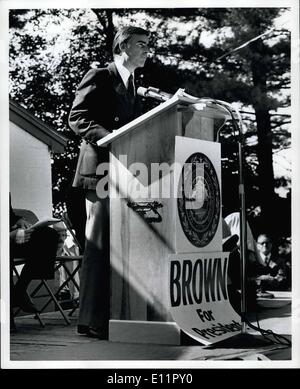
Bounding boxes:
[260,253,276,268]
[114,57,135,89]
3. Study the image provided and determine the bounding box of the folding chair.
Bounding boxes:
[11,209,72,326]
[12,258,71,326]
[58,213,83,317]
[12,258,45,327]
[53,255,81,314]
[28,213,84,322]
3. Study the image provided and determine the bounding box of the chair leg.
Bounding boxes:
[57,262,80,297]
[12,273,46,328]
[55,260,80,315]
[41,280,71,325]
[12,295,45,328]
[32,274,61,316]
[60,262,80,317]
[52,261,78,299]
[34,312,45,327]
[12,262,69,328]
[26,279,69,326]
[68,298,79,317]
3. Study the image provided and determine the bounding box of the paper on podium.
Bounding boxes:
[28,218,61,231]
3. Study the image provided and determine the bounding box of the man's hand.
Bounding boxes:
[10,229,19,242]
[10,228,32,244]
[11,218,32,230]
[274,274,285,282]
[23,229,32,242]
[258,274,274,282]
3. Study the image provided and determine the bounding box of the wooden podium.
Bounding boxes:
[97,94,231,344]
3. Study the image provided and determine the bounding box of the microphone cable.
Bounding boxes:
[244,310,291,347]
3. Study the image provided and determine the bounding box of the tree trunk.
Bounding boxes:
[105,10,114,59]
[91,9,115,60]
[254,107,275,224]
[250,43,276,229]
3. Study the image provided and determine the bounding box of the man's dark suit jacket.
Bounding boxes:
[69,62,142,190]
[10,200,21,230]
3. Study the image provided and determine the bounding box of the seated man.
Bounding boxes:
[10,200,59,314]
[224,212,262,262]
[224,212,264,283]
[255,233,291,292]
[223,212,266,311]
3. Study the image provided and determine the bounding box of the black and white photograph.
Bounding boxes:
[1,0,299,371]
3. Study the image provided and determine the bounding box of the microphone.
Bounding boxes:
[137,86,172,102]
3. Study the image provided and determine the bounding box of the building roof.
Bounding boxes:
[9,100,68,154]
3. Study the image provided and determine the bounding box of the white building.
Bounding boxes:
[9,100,67,218]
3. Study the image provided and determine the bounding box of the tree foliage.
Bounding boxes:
[9,8,291,242]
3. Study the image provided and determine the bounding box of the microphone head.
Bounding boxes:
[137,87,147,97]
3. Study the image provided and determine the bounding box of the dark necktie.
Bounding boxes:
[127,74,135,98]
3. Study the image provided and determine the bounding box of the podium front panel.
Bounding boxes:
[108,103,223,332]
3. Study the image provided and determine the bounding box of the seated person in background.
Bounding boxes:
[53,222,80,301]
[223,212,267,310]
[223,212,265,283]
[254,233,291,292]
[10,200,59,314]
[224,212,263,264]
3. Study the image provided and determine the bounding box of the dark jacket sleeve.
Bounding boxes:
[68,68,111,143]
[10,195,21,229]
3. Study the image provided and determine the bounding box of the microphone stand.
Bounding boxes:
[213,100,271,346]
[212,100,248,333]
[235,115,248,334]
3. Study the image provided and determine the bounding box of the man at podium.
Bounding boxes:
[68,26,150,339]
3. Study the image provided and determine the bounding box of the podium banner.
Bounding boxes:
[174,136,222,253]
[169,252,241,345]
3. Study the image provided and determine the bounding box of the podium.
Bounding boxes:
[97,94,231,344]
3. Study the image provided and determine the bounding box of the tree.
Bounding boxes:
[134,8,291,236]
[9,8,291,242]
[9,8,113,213]
[203,8,290,232]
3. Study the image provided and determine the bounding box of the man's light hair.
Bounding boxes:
[112,26,149,56]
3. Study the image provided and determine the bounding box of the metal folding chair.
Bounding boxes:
[12,258,71,326]
[58,213,83,317]
[12,258,45,327]
[32,214,83,321]
[11,209,73,327]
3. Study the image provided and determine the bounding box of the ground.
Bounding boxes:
[6,292,291,365]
